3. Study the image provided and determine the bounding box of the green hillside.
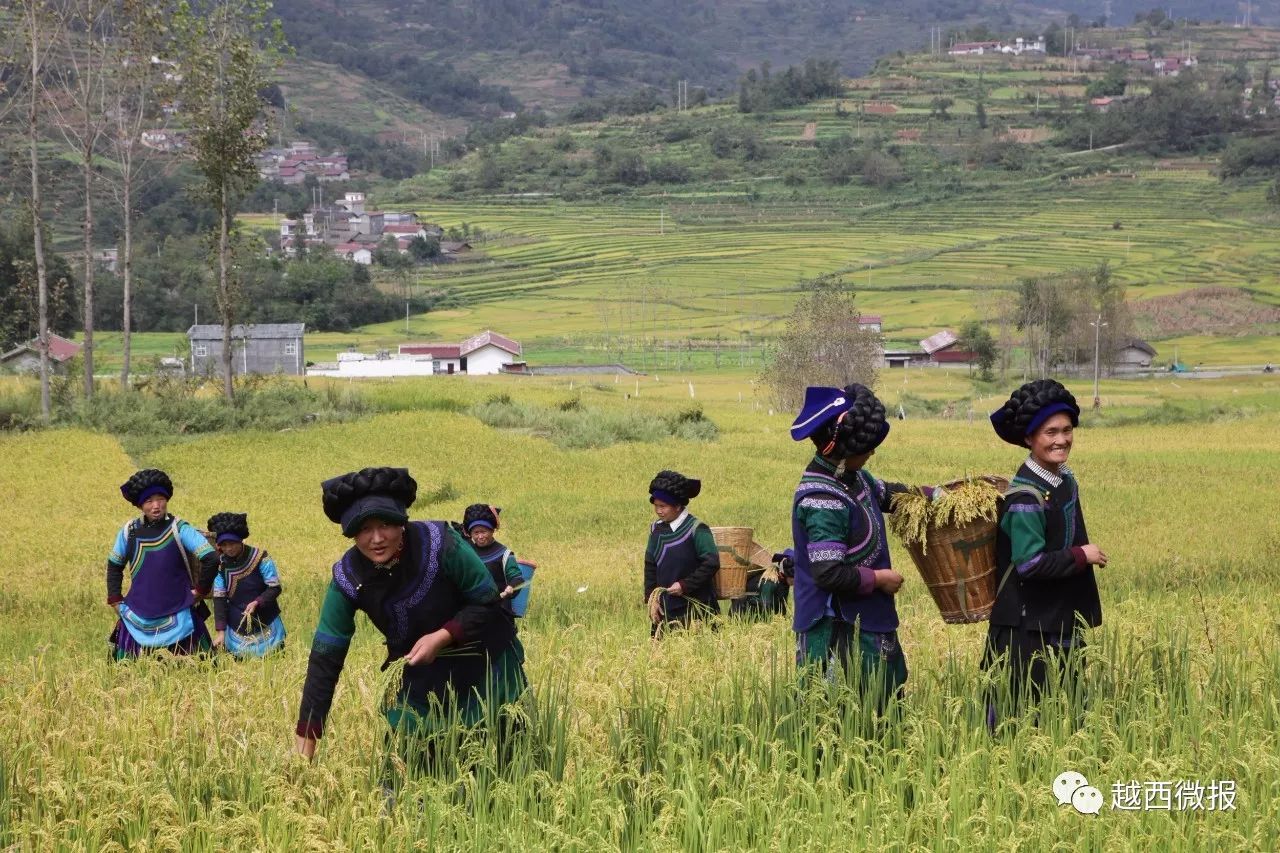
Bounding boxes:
[324,30,1280,368]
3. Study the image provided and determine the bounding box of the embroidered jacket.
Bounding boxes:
[990,459,1102,635]
[791,455,910,634]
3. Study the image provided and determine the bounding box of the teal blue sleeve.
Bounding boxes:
[108,525,129,565]
[259,555,281,585]
[177,521,214,559]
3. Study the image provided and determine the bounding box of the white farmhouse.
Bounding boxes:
[398,330,522,375]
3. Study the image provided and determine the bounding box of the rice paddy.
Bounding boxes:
[2,371,1278,848]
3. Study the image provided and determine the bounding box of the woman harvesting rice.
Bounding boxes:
[207,512,286,658]
[106,469,219,659]
[644,470,720,635]
[295,467,526,772]
[789,384,936,708]
[461,504,521,608]
[984,379,1106,723]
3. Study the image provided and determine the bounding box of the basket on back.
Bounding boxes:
[710,526,754,598]
[892,476,1009,624]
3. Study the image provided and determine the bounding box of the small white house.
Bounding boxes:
[1113,338,1157,371]
[333,243,373,265]
[398,330,522,375]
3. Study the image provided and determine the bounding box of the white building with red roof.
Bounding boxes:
[398,330,522,375]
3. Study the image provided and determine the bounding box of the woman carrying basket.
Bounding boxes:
[644,470,720,635]
[105,469,219,660]
[207,512,286,658]
[984,379,1106,725]
[461,504,522,608]
[789,384,935,708]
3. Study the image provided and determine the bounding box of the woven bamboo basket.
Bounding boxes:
[903,476,1008,624]
[710,526,754,598]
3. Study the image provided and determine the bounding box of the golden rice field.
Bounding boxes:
[2,372,1279,849]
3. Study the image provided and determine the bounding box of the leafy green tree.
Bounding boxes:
[173,0,287,401]
[408,235,441,261]
[958,320,997,380]
[0,218,77,354]
[1085,64,1128,99]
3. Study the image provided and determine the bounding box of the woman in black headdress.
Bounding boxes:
[106,469,219,659]
[295,467,526,770]
[787,384,928,706]
[644,469,721,635]
[461,504,522,606]
[207,512,286,658]
[985,379,1107,725]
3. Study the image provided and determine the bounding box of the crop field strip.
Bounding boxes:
[2,373,1279,846]
[389,172,1280,348]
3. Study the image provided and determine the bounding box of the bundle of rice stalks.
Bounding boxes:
[381,657,408,710]
[888,477,1004,554]
[647,588,665,625]
[887,475,1008,624]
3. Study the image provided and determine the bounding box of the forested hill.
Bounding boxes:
[272,0,1280,121]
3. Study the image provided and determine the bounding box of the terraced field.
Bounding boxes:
[372,171,1280,364]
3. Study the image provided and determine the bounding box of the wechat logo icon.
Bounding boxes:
[1054,771,1103,815]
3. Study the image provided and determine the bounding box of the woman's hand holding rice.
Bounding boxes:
[405,628,453,665]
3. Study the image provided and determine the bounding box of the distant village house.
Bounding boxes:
[278,192,444,262]
[0,333,82,374]
[1113,338,1157,371]
[188,323,305,377]
[398,331,522,376]
[919,329,977,364]
[948,37,1046,57]
[308,331,523,378]
[258,140,350,185]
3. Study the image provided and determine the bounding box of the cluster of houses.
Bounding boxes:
[139,129,186,152]
[309,331,524,378]
[861,317,1158,371]
[948,36,1047,56]
[183,325,523,378]
[278,192,471,265]
[257,141,350,185]
[1073,46,1198,76]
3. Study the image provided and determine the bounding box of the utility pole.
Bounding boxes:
[1091,312,1107,410]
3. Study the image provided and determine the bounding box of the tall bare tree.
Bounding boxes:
[100,0,167,388]
[13,0,67,421]
[172,0,285,401]
[47,0,112,396]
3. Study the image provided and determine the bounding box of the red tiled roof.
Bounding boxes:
[2,333,82,363]
[399,344,463,358]
[461,330,521,356]
[398,330,522,359]
[48,334,81,362]
[383,224,425,234]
